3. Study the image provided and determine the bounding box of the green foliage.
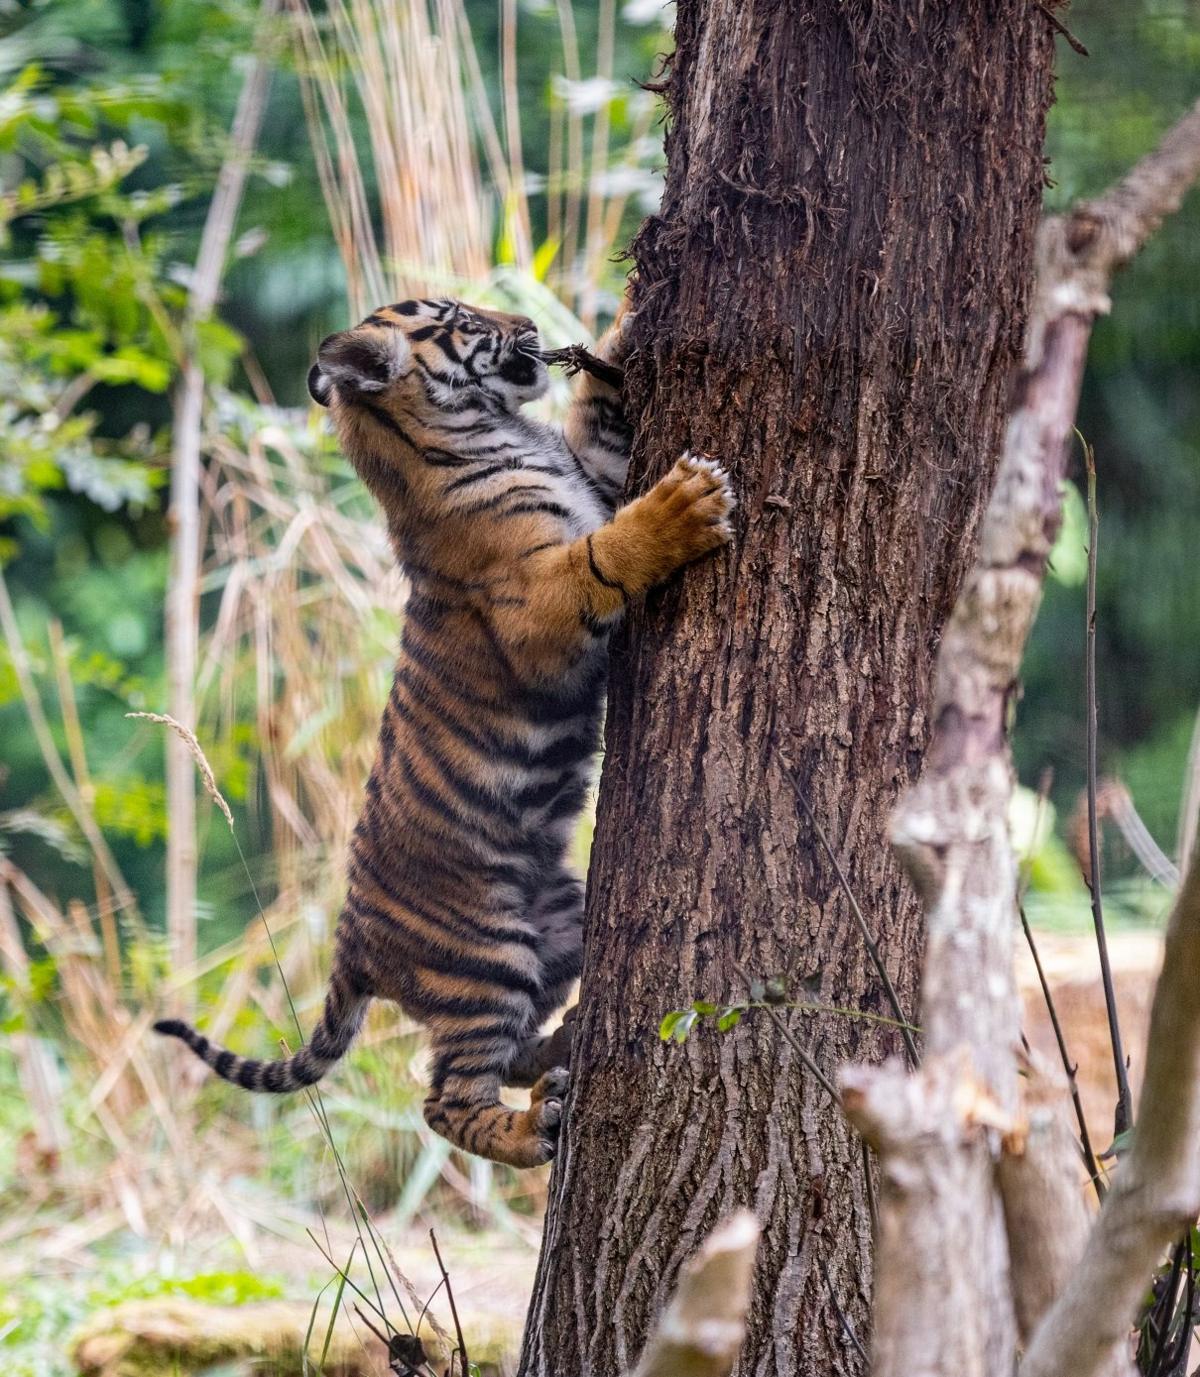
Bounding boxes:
[659,987,920,1045]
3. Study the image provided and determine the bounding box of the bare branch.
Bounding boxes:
[841,1052,1015,1377]
[852,94,1200,1377]
[1021,850,1200,1377]
[628,1211,759,1377]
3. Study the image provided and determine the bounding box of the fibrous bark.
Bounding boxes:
[519,5,1058,1374]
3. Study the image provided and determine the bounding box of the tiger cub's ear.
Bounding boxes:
[310,327,411,405]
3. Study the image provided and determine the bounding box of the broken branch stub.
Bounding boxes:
[628,1211,759,1377]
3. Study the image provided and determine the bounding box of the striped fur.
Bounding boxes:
[155,296,734,1166]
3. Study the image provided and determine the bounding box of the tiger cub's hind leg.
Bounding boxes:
[424,1046,566,1167]
[423,1003,566,1167]
[504,870,584,1088]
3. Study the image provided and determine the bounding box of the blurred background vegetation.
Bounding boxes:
[0,1,1196,1373]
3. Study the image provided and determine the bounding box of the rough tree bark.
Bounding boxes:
[519,5,1058,1375]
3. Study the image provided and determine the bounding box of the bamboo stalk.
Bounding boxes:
[164,0,277,1014]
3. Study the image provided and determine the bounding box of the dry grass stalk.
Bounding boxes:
[126,712,235,831]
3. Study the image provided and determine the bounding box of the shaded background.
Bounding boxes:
[0,2,1197,1373]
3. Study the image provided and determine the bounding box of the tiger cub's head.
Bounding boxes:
[307,298,548,417]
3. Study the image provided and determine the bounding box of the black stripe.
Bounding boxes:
[445,462,514,492]
[579,606,612,638]
[499,499,572,520]
[433,331,464,364]
[400,629,499,710]
[458,486,555,518]
[586,534,631,599]
[414,988,528,1020]
[354,898,542,995]
[514,775,576,810]
[415,356,469,391]
[545,780,589,823]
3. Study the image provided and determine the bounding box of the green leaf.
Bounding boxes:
[671,1009,697,1043]
[716,1007,743,1032]
[691,1000,717,1016]
[658,1009,685,1041]
[532,236,560,282]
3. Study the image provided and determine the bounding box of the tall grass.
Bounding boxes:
[292,0,661,322]
[2,9,667,1367]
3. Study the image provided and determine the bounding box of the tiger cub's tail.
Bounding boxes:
[153,969,368,1093]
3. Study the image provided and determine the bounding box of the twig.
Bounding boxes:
[775,749,919,1068]
[733,964,839,1104]
[428,1229,469,1377]
[539,344,625,390]
[1018,904,1105,1201]
[1083,443,1132,1139]
[1034,3,1089,57]
[819,1255,868,1364]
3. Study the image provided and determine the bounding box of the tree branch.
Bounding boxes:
[840,95,1200,1377]
[628,1212,759,1377]
[995,1052,1094,1346]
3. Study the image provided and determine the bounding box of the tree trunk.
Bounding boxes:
[519,5,1058,1375]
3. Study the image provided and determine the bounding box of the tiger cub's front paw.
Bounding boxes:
[650,452,735,564]
[523,1066,569,1163]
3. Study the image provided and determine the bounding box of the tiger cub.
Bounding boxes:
[156,296,734,1166]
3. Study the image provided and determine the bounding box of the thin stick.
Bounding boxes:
[1083,443,1132,1138]
[819,1255,868,1364]
[1018,904,1105,1202]
[776,750,919,1068]
[429,1228,469,1377]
